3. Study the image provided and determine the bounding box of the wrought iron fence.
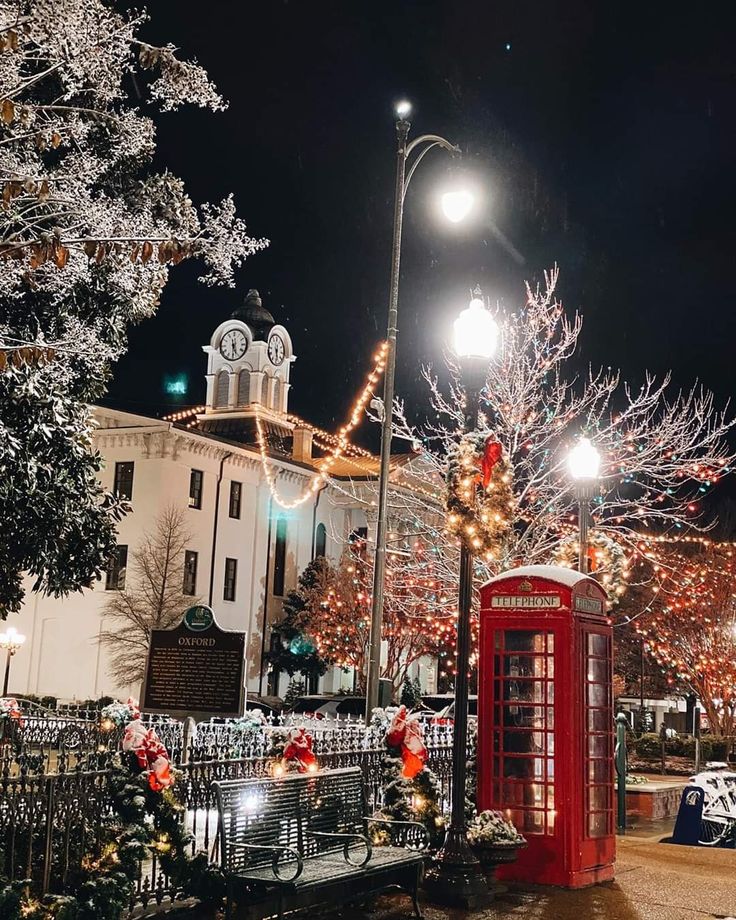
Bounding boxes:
[0,710,464,916]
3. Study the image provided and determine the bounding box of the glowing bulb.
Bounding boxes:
[453,297,498,360]
[395,99,412,120]
[441,189,474,223]
[568,437,601,481]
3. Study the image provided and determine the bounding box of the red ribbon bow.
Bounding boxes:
[385,705,427,779]
[283,727,317,772]
[122,720,173,792]
[481,438,503,490]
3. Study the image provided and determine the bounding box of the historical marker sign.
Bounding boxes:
[142,605,245,720]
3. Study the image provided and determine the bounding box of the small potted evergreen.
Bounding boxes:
[467,810,526,882]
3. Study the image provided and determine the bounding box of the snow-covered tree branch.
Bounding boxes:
[330,268,736,657]
[0,0,266,613]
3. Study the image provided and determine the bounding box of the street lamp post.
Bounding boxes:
[424,295,498,907]
[366,101,474,716]
[0,626,26,696]
[568,437,601,573]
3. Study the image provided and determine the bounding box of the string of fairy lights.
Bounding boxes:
[253,342,388,509]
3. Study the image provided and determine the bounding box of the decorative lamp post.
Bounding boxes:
[425,294,498,907]
[0,626,26,696]
[567,437,601,573]
[366,100,475,716]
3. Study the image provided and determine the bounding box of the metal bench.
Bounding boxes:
[213,766,428,920]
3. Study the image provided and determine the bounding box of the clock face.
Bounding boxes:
[268,333,285,366]
[220,329,247,361]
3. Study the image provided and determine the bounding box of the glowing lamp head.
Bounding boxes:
[441,188,475,223]
[395,99,412,120]
[453,297,499,360]
[568,437,601,481]
[0,626,25,649]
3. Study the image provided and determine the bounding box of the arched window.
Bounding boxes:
[314,522,327,558]
[272,377,281,412]
[237,368,250,406]
[273,516,288,596]
[215,370,229,407]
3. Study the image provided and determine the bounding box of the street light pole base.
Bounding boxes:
[423,861,491,910]
[423,828,491,910]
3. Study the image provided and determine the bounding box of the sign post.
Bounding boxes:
[142,605,246,722]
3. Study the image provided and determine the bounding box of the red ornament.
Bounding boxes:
[481,438,503,490]
[386,705,427,779]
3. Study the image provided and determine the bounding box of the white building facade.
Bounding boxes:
[9,290,377,703]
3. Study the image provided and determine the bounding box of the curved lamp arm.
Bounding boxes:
[403,132,462,202]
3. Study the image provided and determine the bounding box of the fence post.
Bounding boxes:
[660,721,667,776]
[42,775,55,894]
[615,713,628,833]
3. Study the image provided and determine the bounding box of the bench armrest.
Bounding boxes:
[229,841,304,881]
[364,816,430,850]
[307,830,373,867]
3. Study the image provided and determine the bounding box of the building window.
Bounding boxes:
[215,370,229,407]
[183,550,198,596]
[113,461,134,501]
[314,522,327,558]
[349,527,368,557]
[189,469,203,509]
[229,481,242,519]
[224,557,237,602]
[273,517,287,596]
[237,369,250,406]
[105,545,128,591]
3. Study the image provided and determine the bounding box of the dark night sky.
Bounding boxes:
[106,1,736,445]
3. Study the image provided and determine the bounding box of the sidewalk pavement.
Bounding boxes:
[334,834,736,920]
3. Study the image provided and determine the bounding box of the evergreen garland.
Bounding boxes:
[446,431,514,560]
[0,731,224,919]
[371,708,446,848]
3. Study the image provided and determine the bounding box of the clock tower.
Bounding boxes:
[199,289,295,442]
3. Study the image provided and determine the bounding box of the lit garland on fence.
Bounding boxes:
[446,431,514,559]
[255,342,388,509]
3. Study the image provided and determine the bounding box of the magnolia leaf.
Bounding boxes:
[35,132,46,151]
[0,351,6,371]
[95,242,107,264]
[141,240,153,263]
[53,244,68,269]
[130,244,139,262]
[23,178,37,195]
[83,240,97,258]
[50,131,62,149]
[2,99,14,124]
[38,180,50,203]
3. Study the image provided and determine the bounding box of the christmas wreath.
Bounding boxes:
[554,529,630,602]
[447,431,515,558]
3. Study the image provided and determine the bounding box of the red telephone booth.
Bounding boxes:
[477,565,614,888]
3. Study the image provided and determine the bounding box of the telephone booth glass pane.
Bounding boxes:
[493,629,555,835]
[584,629,613,838]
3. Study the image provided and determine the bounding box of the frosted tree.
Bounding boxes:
[269,543,448,695]
[101,505,194,687]
[330,267,736,649]
[626,539,736,736]
[0,0,266,613]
